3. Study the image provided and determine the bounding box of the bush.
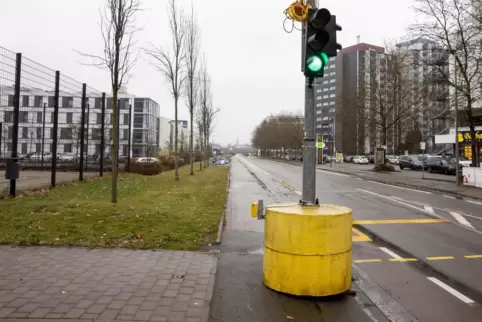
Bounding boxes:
[157,155,175,171]
[373,163,395,172]
[126,158,163,176]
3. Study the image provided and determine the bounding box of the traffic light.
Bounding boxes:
[303,8,342,78]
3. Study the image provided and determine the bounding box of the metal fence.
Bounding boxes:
[0,46,133,197]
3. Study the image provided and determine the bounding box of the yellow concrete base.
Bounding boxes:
[263,247,352,296]
[263,203,352,297]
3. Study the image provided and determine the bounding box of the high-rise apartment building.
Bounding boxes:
[132,98,160,157]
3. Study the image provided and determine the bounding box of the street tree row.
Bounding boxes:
[251,112,304,155]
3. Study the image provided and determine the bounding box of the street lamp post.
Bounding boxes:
[454,65,460,186]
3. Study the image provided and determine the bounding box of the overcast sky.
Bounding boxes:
[1,0,416,145]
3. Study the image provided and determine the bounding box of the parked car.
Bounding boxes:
[426,157,461,175]
[399,155,425,170]
[386,155,399,165]
[57,153,76,162]
[353,156,369,164]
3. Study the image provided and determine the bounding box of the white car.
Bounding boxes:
[137,157,159,163]
[353,156,369,164]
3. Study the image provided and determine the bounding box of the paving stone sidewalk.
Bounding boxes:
[0,246,216,322]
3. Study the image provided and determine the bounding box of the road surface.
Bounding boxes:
[229,156,482,322]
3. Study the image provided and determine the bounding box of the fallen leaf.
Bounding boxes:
[287,316,294,320]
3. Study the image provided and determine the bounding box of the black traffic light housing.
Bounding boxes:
[303,8,342,78]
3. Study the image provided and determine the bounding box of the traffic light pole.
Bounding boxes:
[301,77,318,206]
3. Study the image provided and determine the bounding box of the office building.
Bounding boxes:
[132,97,160,157]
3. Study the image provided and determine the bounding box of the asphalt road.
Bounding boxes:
[208,157,387,322]
[234,156,482,322]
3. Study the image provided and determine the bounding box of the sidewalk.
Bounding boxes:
[208,157,388,322]
[0,246,216,321]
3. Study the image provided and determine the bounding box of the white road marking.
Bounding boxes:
[316,169,350,177]
[467,200,482,205]
[443,195,456,199]
[427,277,476,305]
[449,211,475,229]
[379,247,402,259]
[295,191,302,196]
[240,158,271,177]
[424,205,435,214]
[367,181,432,194]
[356,178,363,180]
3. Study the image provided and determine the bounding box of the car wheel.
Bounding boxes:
[400,165,404,170]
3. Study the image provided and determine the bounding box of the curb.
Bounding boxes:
[353,223,482,303]
[214,165,231,245]
[268,158,482,202]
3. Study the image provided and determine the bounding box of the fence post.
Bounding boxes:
[100,92,106,177]
[85,103,90,171]
[10,53,22,197]
[41,102,46,167]
[51,71,60,188]
[79,83,87,181]
[127,103,132,172]
[117,99,121,170]
[0,122,2,161]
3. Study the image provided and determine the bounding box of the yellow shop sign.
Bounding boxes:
[457,131,482,142]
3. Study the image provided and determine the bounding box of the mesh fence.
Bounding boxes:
[0,45,121,197]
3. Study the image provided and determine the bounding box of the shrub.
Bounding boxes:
[373,163,395,172]
[126,158,163,176]
[157,155,175,171]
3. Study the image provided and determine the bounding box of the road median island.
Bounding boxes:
[0,163,230,250]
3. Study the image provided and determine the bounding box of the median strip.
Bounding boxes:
[354,255,482,264]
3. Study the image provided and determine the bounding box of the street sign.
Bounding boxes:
[420,142,426,150]
[316,141,325,149]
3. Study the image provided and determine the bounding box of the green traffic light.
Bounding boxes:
[307,56,323,72]
[321,52,329,65]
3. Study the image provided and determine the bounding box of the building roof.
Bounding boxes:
[341,43,385,54]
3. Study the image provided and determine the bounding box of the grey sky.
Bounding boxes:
[1,0,416,145]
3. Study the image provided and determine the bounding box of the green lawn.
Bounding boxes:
[0,165,230,250]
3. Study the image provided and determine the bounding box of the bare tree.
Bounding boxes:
[77,0,140,203]
[198,61,218,168]
[70,123,81,157]
[145,0,186,180]
[411,0,482,165]
[184,2,201,175]
[195,106,205,170]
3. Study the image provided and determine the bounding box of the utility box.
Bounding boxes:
[5,158,20,180]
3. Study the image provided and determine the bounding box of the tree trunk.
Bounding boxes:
[111,88,119,204]
[174,97,180,180]
[190,111,194,175]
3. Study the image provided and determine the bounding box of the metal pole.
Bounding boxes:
[41,102,46,167]
[455,65,460,186]
[127,103,132,172]
[0,122,2,161]
[100,93,106,176]
[51,71,60,188]
[85,103,90,171]
[79,84,87,181]
[10,53,22,197]
[301,76,317,205]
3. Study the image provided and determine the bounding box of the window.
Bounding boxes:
[316,103,322,107]
[36,127,42,139]
[330,79,335,83]
[21,143,27,154]
[36,143,41,153]
[60,128,73,140]
[7,127,13,139]
[316,96,322,100]
[66,113,73,124]
[316,88,322,93]
[8,95,14,106]
[34,96,43,106]
[19,111,28,123]
[123,129,129,139]
[64,144,72,153]
[329,108,335,113]
[316,124,322,128]
[96,113,103,125]
[316,117,322,121]
[107,98,113,110]
[330,101,335,105]
[323,88,329,92]
[323,95,328,99]
[134,115,143,128]
[95,97,102,109]
[22,127,28,139]
[48,96,55,107]
[330,86,336,90]
[122,144,128,156]
[323,102,329,106]
[330,72,335,76]
[316,109,322,114]
[330,64,335,69]
[323,80,328,84]
[123,114,129,125]
[329,94,335,98]
[62,97,73,108]
[4,111,13,122]
[323,116,329,121]
[92,128,102,140]
[22,96,29,107]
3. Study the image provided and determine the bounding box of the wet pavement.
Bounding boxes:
[238,156,482,322]
[208,157,387,322]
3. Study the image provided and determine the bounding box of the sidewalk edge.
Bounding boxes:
[215,165,231,245]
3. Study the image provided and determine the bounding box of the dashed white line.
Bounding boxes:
[379,247,402,259]
[316,169,350,177]
[367,181,432,194]
[427,277,476,305]
[424,205,435,214]
[449,211,475,229]
[467,200,482,205]
[443,195,456,199]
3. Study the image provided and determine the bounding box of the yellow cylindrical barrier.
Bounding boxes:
[263,203,352,296]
